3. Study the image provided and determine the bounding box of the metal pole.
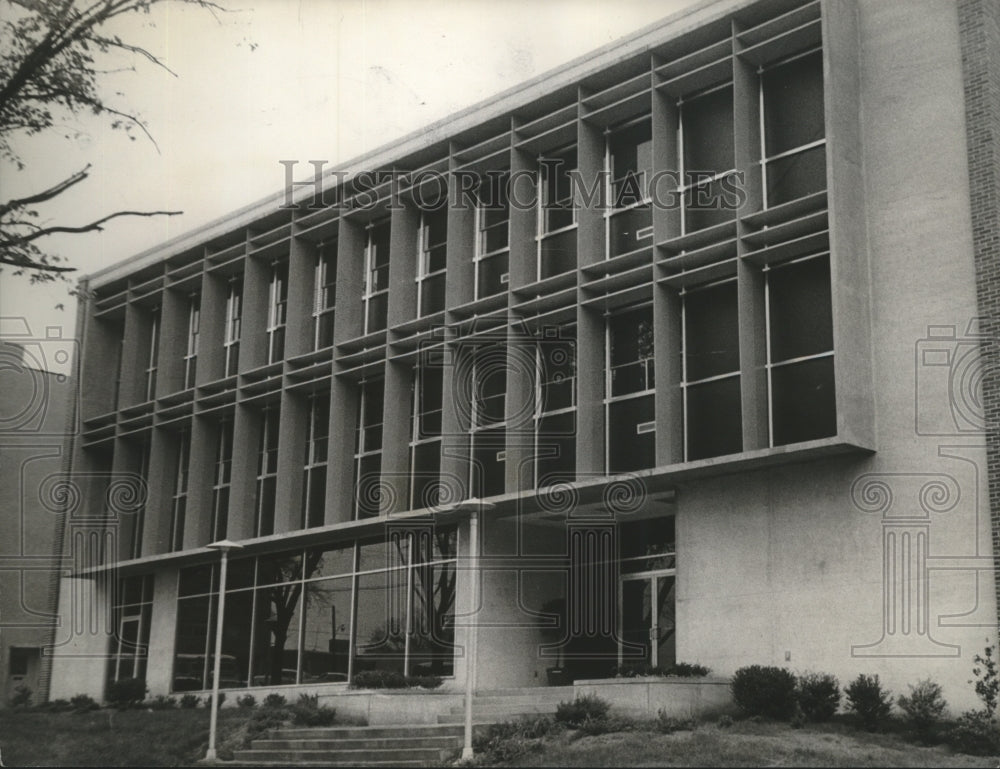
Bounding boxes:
[205,548,230,762]
[461,508,480,760]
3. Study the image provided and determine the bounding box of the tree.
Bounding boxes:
[0,0,228,285]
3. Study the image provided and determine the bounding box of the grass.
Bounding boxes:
[497,718,997,768]
[0,707,247,766]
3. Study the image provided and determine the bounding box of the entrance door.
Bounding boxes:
[619,573,675,668]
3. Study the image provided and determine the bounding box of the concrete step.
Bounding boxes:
[447,705,558,715]
[233,747,448,764]
[437,711,543,724]
[267,723,465,740]
[252,736,461,751]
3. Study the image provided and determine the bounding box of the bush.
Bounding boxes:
[473,717,556,763]
[10,684,31,708]
[845,673,893,730]
[796,672,840,722]
[945,710,1000,756]
[70,693,100,713]
[655,709,696,734]
[146,694,176,710]
[106,678,147,709]
[611,662,710,678]
[39,698,74,713]
[348,670,443,690]
[970,641,999,718]
[245,706,294,743]
[555,694,611,727]
[179,693,200,709]
[898,679,947,742]
[237,694,257,709]
[202,692,226,709]
[731,666,797,720]
[261,693,287,708]
[289,693,337,726]
[716,714,734,729]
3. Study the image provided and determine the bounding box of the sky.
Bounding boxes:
[0,0,698,372]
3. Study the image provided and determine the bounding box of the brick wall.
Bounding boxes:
[958,0,1000,629]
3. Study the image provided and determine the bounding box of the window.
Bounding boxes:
[9,647,32,676]
[313,241,337,350]
[409,362,443,509]
[606,307,655,472]
[211,417,234,541]
[680,85,736,233]
[302,392,330,529]
[129,438,151,559]
[762,50,825,207]
[254,406,280,537]
[266,262,288,364]
[172,527,457,691]
[144,306,160,401]
[170,428,191,552]
[538,144,577,279]
[607,119,653,258]
[475,171,510,299]
[362,220,391,334]
[354,378,384,519]
[683,280,742,460]
[767,254,835,445]
[107,575,153,687]
[224,278,243,378]
[417,209,447,317]
[536,327,576,486]
[184,295,200,390]
[470,345,506,498]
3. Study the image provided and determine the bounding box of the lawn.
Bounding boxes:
[500,720,997,768]
[0,707,245,767]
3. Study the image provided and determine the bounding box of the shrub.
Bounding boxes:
[245,706,294,743]
[796,672,840,722]
[289,693,337,726]
[40,698,74,713]
[555,694,611,727]
[146,694,177,710]
[845,673,893,730]
[655,709,696,733]
[179,693,200,709]
[261,693,287,708]
[202,692,226,709]
[473,717,556,763]
[70,693,100,713]
[970,641,999,718]
[945,710,1000,756]
[237,694,257,709]
[10,684,31,708]
[716,714,734,729]
[897,679,947,742]
[611,662,710,678]
[349,670,443,690]
[731,665,797,720]
[106,678,147,709]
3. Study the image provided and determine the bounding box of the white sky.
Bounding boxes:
[0,0,697,370]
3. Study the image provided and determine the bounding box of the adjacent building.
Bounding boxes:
[46,0,999,712]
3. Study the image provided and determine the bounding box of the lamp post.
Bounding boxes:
[204,539,243,763]
[455,498,494,760]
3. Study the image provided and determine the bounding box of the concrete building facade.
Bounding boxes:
[48,0,999,712]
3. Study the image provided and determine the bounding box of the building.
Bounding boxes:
[0,325,74,707]
[47,0,1000,713]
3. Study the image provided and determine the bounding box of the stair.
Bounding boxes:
[232,688,575,766]
[233,724,468,766]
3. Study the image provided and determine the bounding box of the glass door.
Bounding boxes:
[619,572,676,669]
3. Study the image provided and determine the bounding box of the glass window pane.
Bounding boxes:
[220,589,253,688]
[766,145,826,206]
[684,176,737,232]
[685,281,739,381]
[538,412,576,486]
[609,204,652,258]
[307,543,355,580]
[763,52,825,156]
[226,558,255,592]
[411,440,442,510]
[355,453,382,519]
[539,229,576,278]
[619,517,675,565]
[173,596,211,691]
[179,564,214,598]
[420,273,446,316]
[608,395,655,473]
[686,377,742,460]
[471,427,506,498]
[251,584,301,686]
[257,551,304,585]
[478,252,508,298]
[352,569,407,677]
[300,576,353,684]
[609,306,654,397]
[771,357,836,446]
[367,293,388,332]
[408,560,456,677]
[683,86,734,173]
[768,255,833,362]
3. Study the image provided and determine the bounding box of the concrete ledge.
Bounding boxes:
[572,676,735,719]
